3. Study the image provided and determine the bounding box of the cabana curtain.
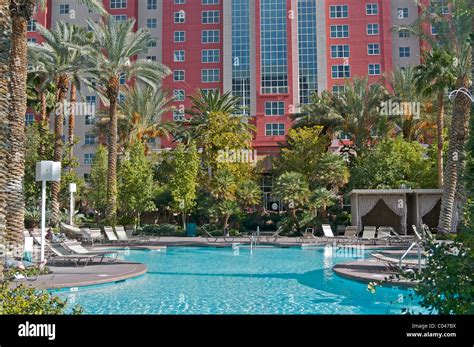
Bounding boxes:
[418,195,441,226]
[357,196,381,231]
[358,195,406,233]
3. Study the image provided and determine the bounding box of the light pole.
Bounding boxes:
[35,161,61,262]
[69,183,77,225]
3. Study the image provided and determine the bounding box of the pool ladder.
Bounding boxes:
[250,227,260,250]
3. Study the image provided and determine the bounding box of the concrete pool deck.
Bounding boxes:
[17,237,413,290]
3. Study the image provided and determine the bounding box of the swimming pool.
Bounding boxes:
[57,246,424,314]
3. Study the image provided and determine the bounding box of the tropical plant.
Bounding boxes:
[83,17,170,223]
[168,143,200,229]
[118,85,173,153]
[386,66,436,143]
[118,142,156,228]
[395,0,473,233]
[29,22,93,226]
[0,1,10,280]
[87,145,108,220]
[236,180,262,212]
[350,136,438,189]
[414,49,457,187]
[273,171,311,231]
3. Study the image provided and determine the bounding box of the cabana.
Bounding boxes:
[349,189,445,235]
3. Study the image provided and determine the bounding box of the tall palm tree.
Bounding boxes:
[395,0,472,233]
[0,1,11,279]
[414,49,456,187]
[6,0,106,261]
[84,17,170,222]
[118,85,174,153]
[30,22,91,226]
[387,67,436,143]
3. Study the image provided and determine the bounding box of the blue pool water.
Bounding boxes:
[57,246,424,314]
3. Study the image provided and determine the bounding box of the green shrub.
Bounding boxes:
[140,224,184,236]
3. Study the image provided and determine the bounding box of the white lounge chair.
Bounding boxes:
[360,226,377,244]
[266,226,284,242]
[62,240,119,262]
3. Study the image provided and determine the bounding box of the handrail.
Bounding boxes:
[398,241,423,273]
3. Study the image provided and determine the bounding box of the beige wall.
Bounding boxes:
[391,0,421,69]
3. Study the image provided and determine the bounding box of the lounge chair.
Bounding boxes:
[81,227,104,245]
[60,222,82,239]
[62,240,119,262]
[115,226,152,244]
[360,226,377,244]
[103,226,126,244]
[421,224,435,240]
[202,229,234,243]
[265,227,284,242]
[300,228,317,243]
[344,226,358,238]
[322,224,356,243]
[31,235,104,267]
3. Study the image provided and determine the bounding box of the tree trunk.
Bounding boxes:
[105,77,119,223]
[67,82,76,168]
[6,7,31,246]
[50,75,69,226]
[437,92,445,188]
[437,76,472,233]
[38,91,47,158]
[182,211,186,231]
[0,1,11,281]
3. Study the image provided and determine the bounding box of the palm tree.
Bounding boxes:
[387,67,436,143]
[0,1,11,279]
[209,170,238,230]
[84,17,170,222]
[236,180,261,211]
[5,0,106,262]
[118,85,174,153]
[414,49,456,187]
[30,22,91,226]
[177,89,251,144]
[273,171,311,231]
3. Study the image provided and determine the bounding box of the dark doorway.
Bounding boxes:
[361,199,402,233]
[422,199,441,230]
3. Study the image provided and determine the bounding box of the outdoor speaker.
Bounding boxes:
[35,161,61,182]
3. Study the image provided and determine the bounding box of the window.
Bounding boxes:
[203,0,219,4]
[265,123,285,136]
[118,93,125,103]
[367,24,379,35]
[175,0,185,4]
[85,115,95,125]
[110,0,127,9]
[174,11,185,23]
[84,153,95,165]
[332,85,346,96]
[330,25,349,38]
[202,30,220,43]
[119,73,126,85]
[173,90,185,101]
[202,69,220,83]
[146,55,157,61]
[368,63,381,75]
[174,31,185,42]
[265,101,285,116]
[85,134,96,145]
[430,0,449,14]
[113,15,127,22]
[201,89,216,96]
[25,113,35,126]
[83,173,90,182]
[367,43,380,55]
[202,10,220,24]
[398,29,410,38]
[173,109,185,122]
[202,49,220,63]
[329,5,348,19]
[148,40,157,47]
[27,38,37,44]
[330,45,350,58]
[331,65,350,78]
[174,50,185,62]
[366,4,378,15]
[86,96,96,105]
[59,4,70,14]
[173,70,185,81]
[27,20,37,32]
[431,25,438,35]
[397,8,409,19]
[147,18,157,28]
[147,0,157,10]
[399,47,411,58]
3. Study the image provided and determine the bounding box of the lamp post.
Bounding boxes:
[69,183,77,225]
[35,161,61,262]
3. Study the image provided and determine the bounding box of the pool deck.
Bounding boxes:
[16,237,414,290]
